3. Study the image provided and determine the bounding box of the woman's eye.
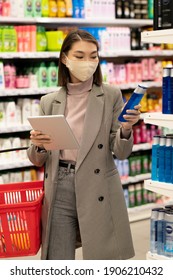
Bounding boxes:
[75,56,83,59]
[91,56,98,59]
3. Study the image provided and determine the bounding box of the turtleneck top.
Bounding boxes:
[59,77,93,162]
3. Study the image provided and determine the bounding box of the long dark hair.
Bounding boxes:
[58,29,102,86]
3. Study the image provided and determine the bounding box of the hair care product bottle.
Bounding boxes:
[57,0,66,17]
[0,26,3,52]
[0,102,6,127]
[47,62,58,87]
[36,26,47,51]
[41,0,49,16]
[151,135,160,181]
[24,0,33,17]
[118,85,147,122]
[165,137,172,183]
[65,0,72,17]
[2,26,11,52]
[162,67,171,114]
[33,0,42,17]
[49,0,57,17]
[157,209,165,255]
[10,26,17,52]
[158,136,166,182]
[38,62,48,87]
[72,0,80,18]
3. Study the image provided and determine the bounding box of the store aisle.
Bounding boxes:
[75,219,150,260]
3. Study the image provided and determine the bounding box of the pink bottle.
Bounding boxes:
[4,64,16,88]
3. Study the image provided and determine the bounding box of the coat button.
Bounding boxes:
[94,169,100,174]
[98,144,103,149]
[98,196,104,201]
[45,173,48,178]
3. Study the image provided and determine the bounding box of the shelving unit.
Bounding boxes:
[144,112,173,129]
[141,28,173,260]
[0,17,153,27]
[141,29,173,44]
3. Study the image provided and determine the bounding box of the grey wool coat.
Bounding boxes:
[27,83,135,260]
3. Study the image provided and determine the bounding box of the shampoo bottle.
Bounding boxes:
[47,62,58,87]
[38,62,48,87]
[0,61,5,89]
[165,137,172,183]
[162,67,171,114]
[164,211,173,257]
[41,0,49,16]
[65,0,72,17]
[151,135,160,181]
[158,136,166,182]
[33,0,42,17]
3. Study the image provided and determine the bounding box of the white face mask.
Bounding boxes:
[65,56,99,82]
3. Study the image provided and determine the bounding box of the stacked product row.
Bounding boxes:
[0,99,40,127]
[0,62,58,90]
[0,0,153,19]
[150,205,173,257]
[124,182,157,208]
[0,167,44,184]
[151,135,173,183]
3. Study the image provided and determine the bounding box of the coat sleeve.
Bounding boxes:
[27,96,48,167]
[109,86,133,160]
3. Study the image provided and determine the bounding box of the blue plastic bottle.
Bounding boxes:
[72,0,80,18]
[157,209,165,255]
[158,136,166,182]
[170,68,173,114]
[151,135,160,181]
[162,67,171,114]
[118,85,147,122]
[165,137,172,183]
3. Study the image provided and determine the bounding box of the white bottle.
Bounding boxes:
[0,102,6,127]
[5,101,17,126]
[22,98,31,125]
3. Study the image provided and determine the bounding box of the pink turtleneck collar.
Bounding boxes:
[67,76,93,95]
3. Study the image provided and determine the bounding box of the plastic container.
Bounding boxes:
[46,30,63,51]
[0,181,44,258]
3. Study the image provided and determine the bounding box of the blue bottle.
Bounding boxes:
[157,209,165,255]
[72,0,80,18]
[151,135,160,181]
[170,68,173,114]
[165,137,172,183]
[150,208,163,253]
[162,67,171,114]
[158,136,166,182]
[118,85,147,122]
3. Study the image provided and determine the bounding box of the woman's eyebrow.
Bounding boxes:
[73,50,98,54]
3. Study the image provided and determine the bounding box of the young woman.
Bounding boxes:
[27,29,141,260]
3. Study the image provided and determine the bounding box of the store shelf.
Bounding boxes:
[146,251,173,260]
[100,50,173,58]
[0,124,31,133]
[0,52,60,59]
[144,179,173,198]
[132,143,152,152]
[141,29,173,44]
[122,173,151,185]
[120,81,162,90]
[128,203,158,223]
[0,17,153,27]
[143,112,173,129]
[0,159,33,170]
[0,87,59,96]
[1,50,172,60]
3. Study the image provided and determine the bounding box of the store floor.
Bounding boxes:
[2,219,150,260]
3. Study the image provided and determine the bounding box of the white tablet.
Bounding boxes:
[28,115,80,150]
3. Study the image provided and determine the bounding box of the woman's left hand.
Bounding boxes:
[120,104,141,130]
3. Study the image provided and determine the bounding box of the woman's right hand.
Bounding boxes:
[30,130,52,149]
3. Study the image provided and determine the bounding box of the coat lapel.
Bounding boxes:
[52,87,67,115]
[76,84,104,171]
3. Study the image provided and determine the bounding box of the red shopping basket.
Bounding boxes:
[0,180,44,258]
